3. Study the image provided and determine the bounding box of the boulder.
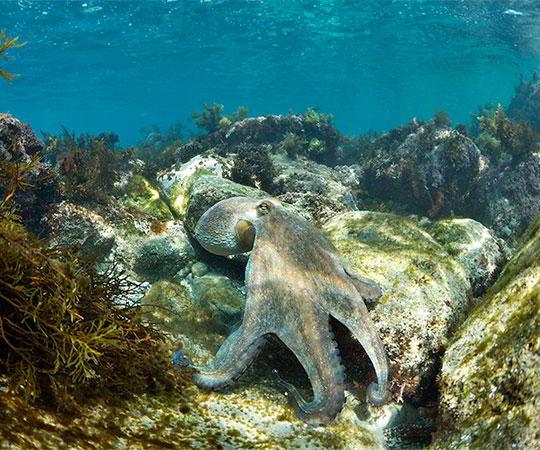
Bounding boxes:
[185,272,245,330]
[0,114,61,233]
[362,121,481,219]
[272,153,359,224]
[323,211,502,402]
[44,201,117,261]
[133,233,195,282]
[476,152,540,239]
[427,218,506,295]
[432,220,540,449]
[122,174,173,220]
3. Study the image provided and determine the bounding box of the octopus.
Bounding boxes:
[192,197,389,425]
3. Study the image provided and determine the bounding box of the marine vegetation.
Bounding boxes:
[192,197,389,426]
[229,143,276,191]
[46,129,124,203]
[0,31,25,81]
[192,103,249,133]
[0,152,176,408]
[475,105,540,165]
[136,123,183,179]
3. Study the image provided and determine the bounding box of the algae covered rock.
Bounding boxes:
[432,220,540,450]
[186,272,245,329]
[183,174,267,233]
[122,174,173,220]
[362,121,481,219]
[428,218,506,295]
[272,153,359,223]
[157,154,227,218]
[133,233,195,282]
[323,211,475,401]
[44,201,116,261]
[476,152,540,238]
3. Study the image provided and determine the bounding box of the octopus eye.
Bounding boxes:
[256,200,273,216]
[235,219,256,250]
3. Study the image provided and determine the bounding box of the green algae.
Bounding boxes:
[433,220,540,450]
[123,174,174,220]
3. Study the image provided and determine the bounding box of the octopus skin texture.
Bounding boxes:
[192,197,389,425]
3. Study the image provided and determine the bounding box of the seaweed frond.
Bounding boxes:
[0,150,176,408]
[0,31,26,81]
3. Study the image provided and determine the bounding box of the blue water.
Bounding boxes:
[2,0,540,145]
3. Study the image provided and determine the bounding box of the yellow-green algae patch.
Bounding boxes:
[123,175,174,220]
[431,219,540,450]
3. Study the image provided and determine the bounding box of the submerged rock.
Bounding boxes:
[432,220,540,450]
[157,154,227,218]
[272,153,359,223]
[428,218,506,295]
[323,211,502,402]
[362,121,481,219]
[0,114,61,233]
[44,201,117,261]
[133,232,195,282]
[476,152,540,239]
[186,272,245,329]
[122,174,174,220]
[0,113,44,159]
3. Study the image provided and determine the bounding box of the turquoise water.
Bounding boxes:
[2,0,540,144]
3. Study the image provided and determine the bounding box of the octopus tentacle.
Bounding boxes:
[326,296,389,405]
[277,320,346,426]
[193,326,267,390]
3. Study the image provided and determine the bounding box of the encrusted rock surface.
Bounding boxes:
[272,154,359,223]
[133,232,195,282]
[362,121,481,219]
[431,220,540,450]
[476,152,540,239]
[323,211,502,402]
[427,218,506,295]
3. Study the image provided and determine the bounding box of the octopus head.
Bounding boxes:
[194,197,279,256]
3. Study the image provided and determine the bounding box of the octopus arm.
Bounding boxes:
[192,324,267,390]
[275,313,346,426]
[324,292,390,405]
[343,266,382,302]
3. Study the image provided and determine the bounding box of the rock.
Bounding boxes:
[508,72,540,131]
[122,174,173,220]
[44,201,117,261]
[323,211,474,402]
[272,153,359,223]
[362,120,481,219]
[476,152,540,239]
[0,114,61,233]
[0,374,384,449]
[0,113,44,159]
[183,174,267,234]
[133,233,195,282]
[157,154,227,218]
[186,272,245,329]
[427,218,506,295]
[432,219,540,450]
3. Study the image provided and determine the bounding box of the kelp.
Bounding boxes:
[0,152,176,408]
[0,31,25,81]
